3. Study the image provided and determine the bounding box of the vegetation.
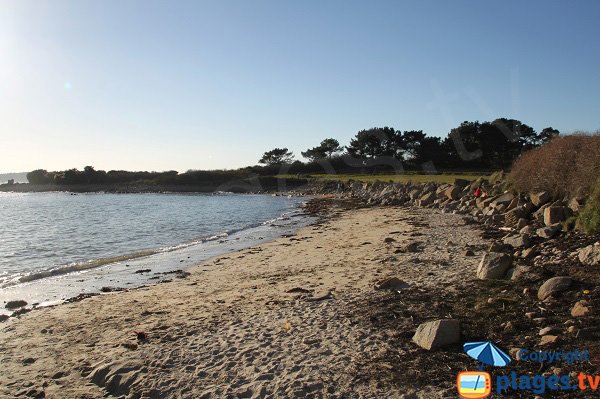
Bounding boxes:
[261,118,557,171]
[578,180,600,234]
[301,139,342,161]
[277,172,489,184]
[258,148,294,166]
[24,117,561,190]
[509,133,600,198]
[510,132,600,234]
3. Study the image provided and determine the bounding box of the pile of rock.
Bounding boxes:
[334,178,582,243]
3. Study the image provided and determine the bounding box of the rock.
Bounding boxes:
[409,189,422,200]
[516,218,529,230]
[521,247,538,259]
[537,277,572,300]
[571,300,591,317]
[544,207,570,226]
[539,335,559,346]
[5,300,27,310]
[100,287,125,293]
[531,191,551,206]
[477,253,513,280]
[307,291,333,302]
[383,237,396,244]
[504,209,523,226]
[510,347,523,360]
[463,249,475,256]
[488,242,503,252]
[510,265,533,281]
[444,185,460,200]
[536,225,560,239]
[491,192,515,207]
[376,277,410,291]
[578,244,600,266]
[503,234,531,248]
[286,287,312,294]
[0,314,9,322]
[568,197,585,213]
[539,327,557,336]
[412,319,460,350]
[418,192,436,206]
[520,225,536,235]
[395,242,420,253]
[454,178,470,188]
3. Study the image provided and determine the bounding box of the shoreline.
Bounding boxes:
[0,195,321,318]
[0,194,598,398]
[0,203,490,398]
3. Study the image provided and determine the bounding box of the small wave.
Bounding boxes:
[13,250,157,286]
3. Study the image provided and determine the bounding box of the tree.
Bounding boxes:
[346,127,399,158]
[538,127,560,145]
[26,169,51,184]
[258,148,295,165]
[399,130,426,162]
[301,138,342,161]
[411,135,444,165]
[83,165,97,184]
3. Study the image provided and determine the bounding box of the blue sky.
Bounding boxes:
[1,0,599,172]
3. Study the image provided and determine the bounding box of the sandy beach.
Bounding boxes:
[0,202,496,399]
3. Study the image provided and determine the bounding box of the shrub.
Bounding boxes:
[509,132,600,199]
[577,180,600,234]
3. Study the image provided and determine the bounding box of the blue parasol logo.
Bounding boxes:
[463,341,511,368]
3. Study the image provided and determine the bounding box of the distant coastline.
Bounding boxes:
[0,177,310,194]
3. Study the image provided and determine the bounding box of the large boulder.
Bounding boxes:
[530,191,551,207]
[477,253,513,279]
[412,319,460,350]
[491,192,515,207]
[544,206,571,226]
[503,234,531,248]
[418,192,436,206]
[537,225,560,239]
[537,277,572,300]
[5,300,27,310]
[444,185,461,201]
[578,244,600,266]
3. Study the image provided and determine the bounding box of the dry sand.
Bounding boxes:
[0,205,490,399]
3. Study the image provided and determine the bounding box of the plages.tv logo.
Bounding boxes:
[457,342,512,399]
[457,371,491,398]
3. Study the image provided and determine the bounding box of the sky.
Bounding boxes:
[1,0,599,173]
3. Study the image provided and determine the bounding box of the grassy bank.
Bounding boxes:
[277,172,490,184]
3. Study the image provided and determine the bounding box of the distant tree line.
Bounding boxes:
[259,118,559,172]
[26,117,560,187]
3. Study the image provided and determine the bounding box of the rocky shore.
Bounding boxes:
[1,179,598,398]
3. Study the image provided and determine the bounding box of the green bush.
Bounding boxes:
[577,181,600,234]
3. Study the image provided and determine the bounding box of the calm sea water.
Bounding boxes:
[0,192,310,312]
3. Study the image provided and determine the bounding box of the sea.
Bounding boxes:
[0,192,312,314]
